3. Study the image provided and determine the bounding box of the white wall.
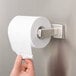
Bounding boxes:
[0,0,76,76]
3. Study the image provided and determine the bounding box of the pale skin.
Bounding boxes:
[10,55,35,76]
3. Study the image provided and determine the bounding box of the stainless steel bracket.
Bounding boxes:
[37,24,65,39]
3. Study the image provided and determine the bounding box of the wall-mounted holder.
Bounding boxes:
[37,24,65,39]
[8,16,66,59]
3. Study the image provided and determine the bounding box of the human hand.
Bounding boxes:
[10,55,35,76]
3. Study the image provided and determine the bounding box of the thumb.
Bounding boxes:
[13,55,22,70]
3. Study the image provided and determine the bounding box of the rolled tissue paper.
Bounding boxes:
[8,16,51,59]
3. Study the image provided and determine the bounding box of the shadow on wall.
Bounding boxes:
[48,40,67,76]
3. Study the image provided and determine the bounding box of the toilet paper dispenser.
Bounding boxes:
[8,16,65,59]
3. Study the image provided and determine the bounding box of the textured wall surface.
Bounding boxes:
[0,0,76,76]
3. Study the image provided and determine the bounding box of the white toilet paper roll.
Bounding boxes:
[8,16,51,59]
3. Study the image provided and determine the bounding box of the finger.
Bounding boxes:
[25,59,34,69]
[22,63,28,71]
[13,55,22,70]
[25,59,33,64]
